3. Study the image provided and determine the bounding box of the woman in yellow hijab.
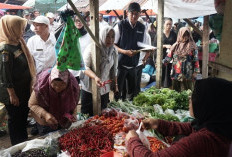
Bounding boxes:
[0,15,36,145]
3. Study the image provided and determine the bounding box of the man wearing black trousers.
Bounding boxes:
[114,2,150,100]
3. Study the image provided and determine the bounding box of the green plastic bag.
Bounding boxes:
[57,16,84,71]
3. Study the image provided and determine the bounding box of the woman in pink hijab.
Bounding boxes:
[29,66,79,134]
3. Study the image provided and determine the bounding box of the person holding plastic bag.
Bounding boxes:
[28,66,79,135]
[81,26,118,116]
[126,77,232,157]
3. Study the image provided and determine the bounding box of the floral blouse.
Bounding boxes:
[164,50,200,81]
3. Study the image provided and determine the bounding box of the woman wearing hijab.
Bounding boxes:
[163,27,200,92]
[154,18,177,88]
[28,66,79,134]
[126,77,232,157]
[81,26,118,116]
[0,15,36,145]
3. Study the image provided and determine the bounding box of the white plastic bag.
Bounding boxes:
[22,139,46,152]
[57,151,70,157]
[136,122,150,149]
[164,109,175,116]
[141,73,150,83]
[153,104,164,114]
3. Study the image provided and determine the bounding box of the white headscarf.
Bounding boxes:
[99,26,115,64]
[99,25,115,47]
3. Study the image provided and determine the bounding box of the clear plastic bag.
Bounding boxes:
[131,110,144,119]
[136,122,150,149]
[124,116,139,131]
[117,111,130,120]
[101,108,118,117]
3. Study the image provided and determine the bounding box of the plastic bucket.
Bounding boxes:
[100,151,122,157]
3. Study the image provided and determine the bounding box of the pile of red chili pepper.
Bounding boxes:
[86,114,129,136]
[147,136,167,152]
[59,125,114,157]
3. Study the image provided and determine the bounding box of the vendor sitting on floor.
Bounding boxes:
[125,77,232,157]
[28,66,79,135]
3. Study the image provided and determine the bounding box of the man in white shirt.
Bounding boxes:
[99,13,109,29]
[27,16,57,74]
[46,12,59,34]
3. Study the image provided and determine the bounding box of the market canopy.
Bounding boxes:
[0,3,31,9]
[142,0,217,19]
[23,0,67,13]
[58,0,107,12]
[22,0,35,7]
[99,0,216,19]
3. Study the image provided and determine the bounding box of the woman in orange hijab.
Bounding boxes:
[0,15,36,145]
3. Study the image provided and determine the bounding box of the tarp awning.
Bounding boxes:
[99,0,216,18]
[142,0,216,19]
[22,0,35,7]
[0,3,31,9]
[58,0,107,12]
[57,0,216,18]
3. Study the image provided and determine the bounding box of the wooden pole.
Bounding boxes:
[215,0,232,80]
[67,0,100,48]
[144,10,152,23]
[89,0,101,115]
[113,10,122,20]
[123,10,127,19]
[156,0,164,89]
[202,15,209,78]
[183,18,203,37]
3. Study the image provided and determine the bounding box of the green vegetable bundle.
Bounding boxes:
[133,87,191,111]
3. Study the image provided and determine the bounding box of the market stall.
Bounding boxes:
[0,87,191,157]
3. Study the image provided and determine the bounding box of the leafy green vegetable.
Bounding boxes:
[150,112,180,122]
[133,87,191,111]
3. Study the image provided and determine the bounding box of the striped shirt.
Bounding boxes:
[127,120,231,157]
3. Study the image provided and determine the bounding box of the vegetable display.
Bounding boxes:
[147,136,167,152]
[11,148,48,157]
[133,87,191,111]
[59,125,114,157]
[7,86,193,157]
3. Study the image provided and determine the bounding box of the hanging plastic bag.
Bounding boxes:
[136,122,150,149]
[56,16,85,71]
